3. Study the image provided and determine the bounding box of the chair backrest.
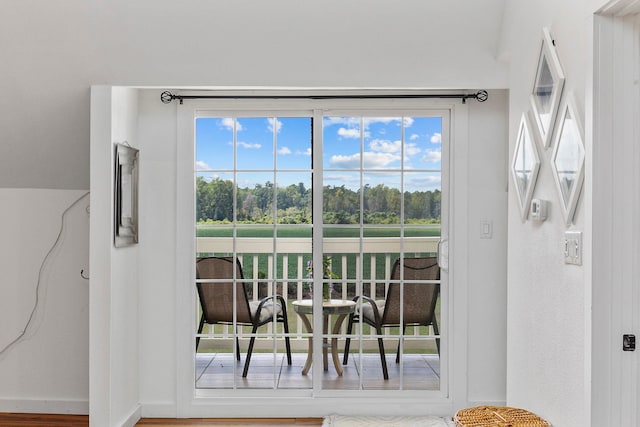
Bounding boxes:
[196,257,253,324]
[382,257,440,326]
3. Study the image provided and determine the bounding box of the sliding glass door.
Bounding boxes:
[190,103,448,396]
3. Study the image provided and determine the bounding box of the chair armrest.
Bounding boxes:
[352,295,383,324]
[254,294,287,321]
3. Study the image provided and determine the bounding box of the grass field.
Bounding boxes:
[196,225,441,238]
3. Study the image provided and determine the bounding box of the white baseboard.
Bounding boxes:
[140,402,177,418]
[0,398,89,415]
[116,404,141,427]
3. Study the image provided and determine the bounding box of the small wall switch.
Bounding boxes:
[564,231,582,265]
[480,220,493,239]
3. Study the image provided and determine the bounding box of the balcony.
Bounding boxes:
[195,234,441,390]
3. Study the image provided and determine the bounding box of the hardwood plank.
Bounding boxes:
[0,413,89,426]
[0,414,322,427]
[136,418,322,426]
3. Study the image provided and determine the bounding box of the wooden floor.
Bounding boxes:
[0,354,437,426]
[137,418,322,426]
[0,414,321,426]
[0,413,89,426]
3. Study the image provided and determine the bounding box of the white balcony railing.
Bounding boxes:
[196,236,440,349]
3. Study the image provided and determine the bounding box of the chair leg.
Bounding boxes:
[278,300,292,366]
[396,325,406,364]
[235,327,241,361]
[282,318,292,366]
[432,318,440,355]
[342,312,356,365]
[242,325,259,377]
[196,315,205,351]
[376,326,388,380]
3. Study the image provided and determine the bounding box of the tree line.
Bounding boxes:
[196,176,440,225]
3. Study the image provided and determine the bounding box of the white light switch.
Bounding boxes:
[564,231,582,265]
[480,220,493,239]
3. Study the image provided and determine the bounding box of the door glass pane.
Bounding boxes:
[363,117,402,169]
[195,116,312,390]
[236,117,274,170]
[194,111,444,394]
[323,116,361,169]
[322,114,443,391]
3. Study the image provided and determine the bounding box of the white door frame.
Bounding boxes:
[591,2,640,425]
[174,96,470,418]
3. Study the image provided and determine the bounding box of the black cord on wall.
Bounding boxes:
[0,191,90,357]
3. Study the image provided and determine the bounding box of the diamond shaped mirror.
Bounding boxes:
[551,94,585,225]
[511,113,541,221]
[530,28,565,148]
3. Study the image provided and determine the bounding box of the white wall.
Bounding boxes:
[2,0,511,423]
[132,89,508,416]
[0,0,507,191]
[136,90,179,415]
[89,87,141,427]
[466,90,509,404]
[500,1,593,426]
[590,3,640,424]
[0,189,89,414]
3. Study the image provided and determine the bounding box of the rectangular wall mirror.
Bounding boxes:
[114,143,139,247]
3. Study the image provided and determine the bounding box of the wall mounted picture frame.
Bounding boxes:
[551,93,585,225]
[114,143,139,247]
[511,112,541,221]
[530,28,565,149]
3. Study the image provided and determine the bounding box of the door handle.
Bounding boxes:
[438,239,449,272]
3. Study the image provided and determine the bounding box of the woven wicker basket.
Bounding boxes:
[454,405,551,427]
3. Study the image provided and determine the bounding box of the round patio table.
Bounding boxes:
[292,299,356,376]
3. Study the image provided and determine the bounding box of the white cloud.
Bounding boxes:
[363,117,400,127]
[195,160,210,170]
[220,118,242,131]
[330,153,360,168]
[278,146,292,155]
[237,141,261,149]
[369,139,421,157]
[323,173,361,190]
[369,139,401,153]
[363,152,402,168]
[430,132,442,144]
[304,147,312,156]
[403,117,414,127]
[338,127,361,138]
[330,152,401,169]
[421,149,442,163]
[405,175,441,192]
[268,118,283,133]
[323,117,360,127]
[409,133,420,140]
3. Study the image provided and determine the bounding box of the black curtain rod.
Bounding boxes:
[160,90,488,105]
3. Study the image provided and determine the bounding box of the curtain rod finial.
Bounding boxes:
[476,90,489,102]
[160,91,174,104]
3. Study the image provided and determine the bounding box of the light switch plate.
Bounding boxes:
[564,231,582,265]
[480,220,493,239]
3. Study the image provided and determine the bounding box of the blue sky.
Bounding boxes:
[196,115,442,192]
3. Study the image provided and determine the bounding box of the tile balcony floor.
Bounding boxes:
[196,352,440,390]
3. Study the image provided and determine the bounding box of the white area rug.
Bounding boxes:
[322,415,455,427]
